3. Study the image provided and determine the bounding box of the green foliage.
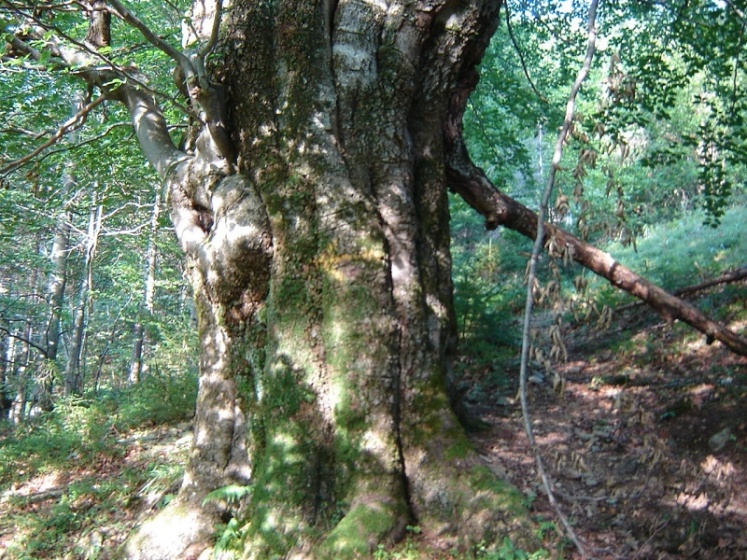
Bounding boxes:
[203,483,253,506]
[0,373,196,485]
[584,205,747,308]
[451,195,529,372]
[0,372,191,559]
[212,517,244,558]
[475,538,549,560]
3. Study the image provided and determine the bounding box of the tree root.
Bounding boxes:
[319,494,409,558]
[114,496,217,560]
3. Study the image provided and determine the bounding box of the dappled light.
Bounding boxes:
[1,0,746,558]
[466,307,747,557]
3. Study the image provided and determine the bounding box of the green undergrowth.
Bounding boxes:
[370,527,553,560]
[0,374,196,485]
[583,205,747,308]
[0,374,195,559]
[448,199,747,458]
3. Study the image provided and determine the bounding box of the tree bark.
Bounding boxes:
[115,0,538,558]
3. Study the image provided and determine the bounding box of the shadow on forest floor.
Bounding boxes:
[1,287,744,559]
[466,286,747,559]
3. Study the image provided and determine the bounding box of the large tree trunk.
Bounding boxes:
[119,0,535,558]
[12,0,743,556]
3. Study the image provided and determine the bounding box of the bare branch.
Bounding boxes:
[517,1,600,557]
[724,0,747,24]
[35,122,132,165]
[0,325,50,359]
[504,1,548,103]
[3,3,194,115]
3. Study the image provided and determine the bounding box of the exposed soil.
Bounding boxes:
[467,303,747,559]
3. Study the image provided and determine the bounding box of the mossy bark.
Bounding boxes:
[122,0,537,558]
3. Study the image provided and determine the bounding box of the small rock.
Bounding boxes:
[708,427,732,452]
[614,457,640,476]
[528,374,545,385]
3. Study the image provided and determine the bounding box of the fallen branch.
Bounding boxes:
[616,266,747,313]
[445,155,747,355]
[444,61,747,358]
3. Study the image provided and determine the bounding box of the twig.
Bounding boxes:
[631,517,671,560]
[518,1,600,558]
[504,1,548,103]
[724,0,747,24]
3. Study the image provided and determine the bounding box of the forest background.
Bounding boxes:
[0,0,746,558]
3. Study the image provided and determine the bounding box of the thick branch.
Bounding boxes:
[84,0,111,48]
[106,0,235,166]
[445,150,747,356]
[107,0,196,81]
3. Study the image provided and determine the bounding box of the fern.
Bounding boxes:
[202,484,252,506]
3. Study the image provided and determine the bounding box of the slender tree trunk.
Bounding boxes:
[129,191,160,384]
[0,334,11,419]
[12,321,33,423]
[64,198,102,395]
[42,203,70,364]
[36,155,77,410]
[39,194,71,409]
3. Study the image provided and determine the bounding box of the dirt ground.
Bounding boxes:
[469,306,747,559]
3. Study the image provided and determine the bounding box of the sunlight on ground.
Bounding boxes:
[1,471,64,499]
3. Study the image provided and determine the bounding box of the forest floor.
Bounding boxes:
[0,421,192,558]
[465,284,747,559]
[0,287,745,559]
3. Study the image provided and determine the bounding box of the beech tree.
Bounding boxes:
[2,1,746,558]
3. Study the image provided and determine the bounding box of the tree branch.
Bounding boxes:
[444,155,747,356]
[107,0,196,80]
[0,325,50,359]
[199,0,224,59]
[617,266,747,313]
[0,94,108,176]
[504,1,548,103]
